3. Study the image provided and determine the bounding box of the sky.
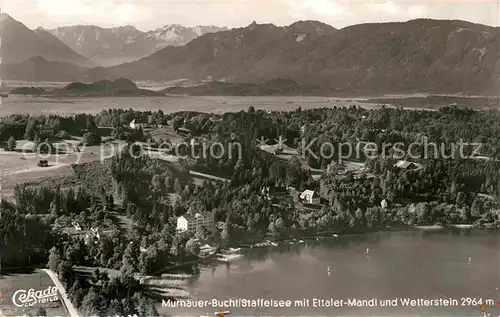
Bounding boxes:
[3,0,499,31]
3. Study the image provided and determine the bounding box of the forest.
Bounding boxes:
[0,104,499,315]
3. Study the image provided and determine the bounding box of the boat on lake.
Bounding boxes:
[216,253,244,263]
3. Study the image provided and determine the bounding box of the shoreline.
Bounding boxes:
[173,224,481,271]
[415,224,474,230]
[156,223,487,302]
[229,224,478,249]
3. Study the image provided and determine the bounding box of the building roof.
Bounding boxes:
[129,118,148,129]
[300,189,317,199]
[179,212,212,222]
[394,160,421,169]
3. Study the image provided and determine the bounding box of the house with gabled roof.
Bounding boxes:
[300,189,320,204]
[394,160,422,170]
[129,118,149,129]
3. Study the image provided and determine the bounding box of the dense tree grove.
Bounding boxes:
[0,105,499,316]
[48,244,159,317]
[0,201,55,268]
[0,109,173,147]
[166,105,500,236]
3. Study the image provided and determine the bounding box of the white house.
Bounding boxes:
[90,227,100,239]
[300,125,306,135]
[71,222,81,231]
[176,213,212,234]
[129,118,148,129]
[394,160,422,170]
[300,190,320,204]
[381,199,388,209]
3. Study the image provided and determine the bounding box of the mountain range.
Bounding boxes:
[0,14,93,67]
[48,24,228,66]
[86,19,500,94]
[2,14,499,95]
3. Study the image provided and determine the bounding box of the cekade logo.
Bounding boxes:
[12,286,59,308]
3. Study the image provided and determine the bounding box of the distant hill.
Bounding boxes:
[162,78,328,96]
[48,24,228,66]
[82,19,499,95]
[10,78,163,97]
[3,56,86,82]
[0,14,94,67]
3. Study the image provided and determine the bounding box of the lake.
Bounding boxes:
[0,95,379,117]
[161,229,500,317]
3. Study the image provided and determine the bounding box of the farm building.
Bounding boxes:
[300,190,320,204]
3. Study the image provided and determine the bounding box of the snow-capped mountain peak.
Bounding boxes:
[48,24,228,66]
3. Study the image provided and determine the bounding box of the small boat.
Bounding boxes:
[217,253,244,263]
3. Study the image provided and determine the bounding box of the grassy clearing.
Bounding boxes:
[0,269,65,316]
[148,126,185,145]
[1,165,75,199]
[0,138,112,198]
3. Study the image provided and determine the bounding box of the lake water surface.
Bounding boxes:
[162,229,499,317]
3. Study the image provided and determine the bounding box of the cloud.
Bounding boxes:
[4,0,499,30]
[34,0,151,27]
[38,0,94,17]
[408,5,429,19]
[281,0,346,22]
[362,1,401,15]
[112,3,151,25]
[303,0,345,16]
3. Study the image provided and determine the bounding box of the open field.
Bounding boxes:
[0,141,108,175]
[0,136,228,199]
[0,140,113,199]
[256,143,370,180]
[0,95,384,117]
[258,144,326,179]
[148,125,186,145]
[1,165,75,199]
[2,93,498,118]
[0,269,66,317]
